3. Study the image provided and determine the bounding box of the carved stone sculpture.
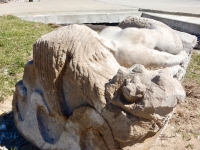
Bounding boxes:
[13,17,197,149]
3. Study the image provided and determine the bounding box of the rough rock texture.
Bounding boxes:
[118,16,197,53]
[117,16,197,80]
[13,17,197,150]
[99,16,194,69]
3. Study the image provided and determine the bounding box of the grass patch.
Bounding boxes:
[185,52,200,85]
[0,15,54,101]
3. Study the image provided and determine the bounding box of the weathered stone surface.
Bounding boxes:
[117,16,197,80]
[13,17,196,150]
[118,16,197,53]
[99,17,193,69]
[105,65,185,125]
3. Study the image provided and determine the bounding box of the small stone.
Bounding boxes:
[197,135,200,140]
[0,146,8,150]
[0,124,7,131]
[3,68,8,75]
[0,110,4,115]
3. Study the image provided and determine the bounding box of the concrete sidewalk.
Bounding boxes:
[1,0,200,16]
[0,0,134,15]
[0,0,200,36]
[142,12,200,36]
[0,0,141,24]
[96,0,200,15]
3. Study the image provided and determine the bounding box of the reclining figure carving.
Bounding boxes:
[98,16,187,68]
[13,17,197,149]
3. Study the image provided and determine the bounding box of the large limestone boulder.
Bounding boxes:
[13,17,197,149]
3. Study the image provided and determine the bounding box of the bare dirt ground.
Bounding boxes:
[151,79,200,150]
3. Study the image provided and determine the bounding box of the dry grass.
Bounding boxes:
[185,51,200,85]
[0,15,54,101]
